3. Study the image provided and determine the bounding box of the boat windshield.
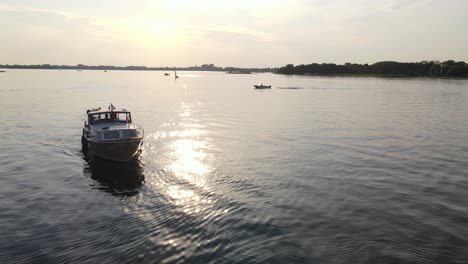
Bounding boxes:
[89,112,132,124]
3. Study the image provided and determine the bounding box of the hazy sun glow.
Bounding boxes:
[1,0,467,66]
[128,17,186,47]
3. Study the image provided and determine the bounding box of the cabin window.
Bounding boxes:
[89,114,109,124]
[88,112,131,124]
[115,113,131,122]
[122,130,136,138]
[103,131,120,140]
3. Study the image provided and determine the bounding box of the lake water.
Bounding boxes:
[1,69,468,263]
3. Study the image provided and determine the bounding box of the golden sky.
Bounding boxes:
[1,0,467,67]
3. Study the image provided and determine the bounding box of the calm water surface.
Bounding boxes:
[1,70,468,263]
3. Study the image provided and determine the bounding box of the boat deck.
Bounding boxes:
[91,122,139,131]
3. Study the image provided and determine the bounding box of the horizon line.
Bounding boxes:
[1,60,466,71]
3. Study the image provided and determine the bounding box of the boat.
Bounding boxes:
[82,104,144,162]
[164,73,170,76]
[226,70,251,74]
[254,84,271,89]
[175,70,179,79]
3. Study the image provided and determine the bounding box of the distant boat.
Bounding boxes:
[0,70,5,73]
[175,70,179,79]
[104,70,107,72]
[226,70,251,74]
[164,73,170,76]
[254,84,271,89]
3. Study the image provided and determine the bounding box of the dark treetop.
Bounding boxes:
[277,61,468,77]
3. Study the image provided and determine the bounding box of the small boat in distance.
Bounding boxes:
[82,104,144,162]
[164,73,170,76]
[226,70,251,74]
[254,84,271,89]
[175,70,179,79]
[0,70,5,73]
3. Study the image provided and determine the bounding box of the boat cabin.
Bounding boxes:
[83,105,144,144]
[86,109,132,125]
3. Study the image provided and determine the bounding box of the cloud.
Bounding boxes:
[0,4,135,64]
[383,0,434,11]
[0,1,467,66]
[0,4,71,19]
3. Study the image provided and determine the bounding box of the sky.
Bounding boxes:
[1,0,468,67]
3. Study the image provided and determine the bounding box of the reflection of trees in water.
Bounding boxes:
[83,157,145,197]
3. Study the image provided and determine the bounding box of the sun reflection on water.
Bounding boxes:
[125,101,229,254]
[165,102,212,184]
[145,101,216,217]
[168,138,209,182]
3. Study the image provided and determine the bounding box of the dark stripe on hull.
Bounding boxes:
[87,139,142,162]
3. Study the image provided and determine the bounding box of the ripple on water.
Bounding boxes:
[2,73,468,263]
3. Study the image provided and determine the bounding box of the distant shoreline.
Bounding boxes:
[2,68,467,79]
[277,61,468,78]
[2,68,468,79]
[276,73,468,79]
[0,64,275,73]
[2,61,468,79]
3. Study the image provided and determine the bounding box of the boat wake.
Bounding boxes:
[276,87,304,89]
[83,157,145,196]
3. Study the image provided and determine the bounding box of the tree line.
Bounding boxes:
[277,61,468,77]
